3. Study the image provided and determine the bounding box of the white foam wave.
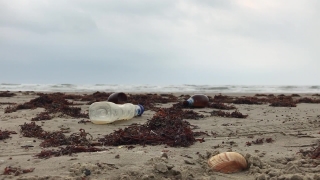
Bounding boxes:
[0,84,319,93]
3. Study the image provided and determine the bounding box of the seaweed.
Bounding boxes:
[208,102,236,110]
[0,91,16,97]
[269,96,297,107]
[246,138,274,146]
[127,93,178,111]
[19,122,97,147]
[3,166,35,176]
[211,94,234,103]
[0,130,17,140]
[19,122,106,159]
[291,94,301,97]
[297,97,320,103]
[310,144,320,159]
[31,112,52,121]
[233,97,266,105]
[98,105,198,147]
[35,146,105,159]
[210,110,248,118]
[252,138,264,144]
[81,91,112,103]
[5,92,178,120]
[255,94,268,96]
[5,93,88,119]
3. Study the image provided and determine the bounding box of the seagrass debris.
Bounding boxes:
[210,94,234,103]
[4,92,179,120]
[297,97,320,103]
[298,143,320,160]
[71,92,178,110]
[209,94,320,107]
[98,105,204,147]
[0,130,17,140]
[127,93,178,111]
[0,91,16,97]
[20,122,97,148]
[35,146,106,159]
[310,144,320,159]
[19,104,204,158]
[4,93,88,120]
[210,110,248,118]
[208,102,236,110]
[291,94,301,97]
[233,97,266,105]
[0,102,16,105]
[19,122,106,158]
[245,138,274,146]
[254,94,269,97]
[3,166,35,176]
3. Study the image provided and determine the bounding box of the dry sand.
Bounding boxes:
[0,92,320,180]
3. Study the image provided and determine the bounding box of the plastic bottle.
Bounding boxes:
[183,94,209,108]
[107,92,128,104]
[89,102,144,124]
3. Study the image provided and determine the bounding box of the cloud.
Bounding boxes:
[0,0,319,85]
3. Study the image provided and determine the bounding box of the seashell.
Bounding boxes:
[208,152,248,173]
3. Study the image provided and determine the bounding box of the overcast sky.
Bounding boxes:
[0,0,319,85]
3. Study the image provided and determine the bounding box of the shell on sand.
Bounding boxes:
[208,152,248,173]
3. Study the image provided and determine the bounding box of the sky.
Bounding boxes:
[0,0,319,86]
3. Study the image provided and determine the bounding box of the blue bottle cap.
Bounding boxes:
[137,104,144,116]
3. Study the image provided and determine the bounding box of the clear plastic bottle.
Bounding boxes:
[183,94,209,108]
[89,102,144,124]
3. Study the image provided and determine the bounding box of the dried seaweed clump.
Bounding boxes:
[310,144,320,159]
[0,91,16,97]
[5,93,71,112]
[31,112,52,121]
[35,145,105,159]
[19,122,95,147]
[127,93,178,111]
[170,102,205,120]
[0,130,17,140]
[20,122,67,147]
[255,94,268,97]
[233,97,265,105]
[269,96,297,107]
[98,106,197,147]
[208,102,236,110]
[212,94,234,103]
[19,122,106,158]
[291,94,301,97]
[296,97,320,103]
[5,93,88,120]
[81,91,112,103]
[3,166,35,176]
[298,143,320,160]
[210,110,248,118]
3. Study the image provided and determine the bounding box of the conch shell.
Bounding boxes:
[208,152,247,173]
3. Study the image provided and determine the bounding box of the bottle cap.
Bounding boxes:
[137,104,144,116]
[182,100,189,107]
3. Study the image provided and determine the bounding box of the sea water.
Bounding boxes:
[0,83,319,93]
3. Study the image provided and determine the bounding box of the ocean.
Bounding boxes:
[0,83,319,93]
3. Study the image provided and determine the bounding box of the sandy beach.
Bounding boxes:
[0,91,319,180]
